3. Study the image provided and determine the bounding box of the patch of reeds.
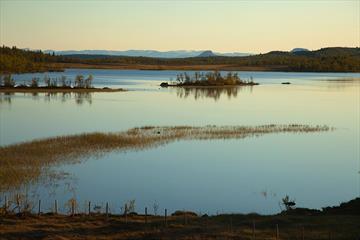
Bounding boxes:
[0,124,332,192]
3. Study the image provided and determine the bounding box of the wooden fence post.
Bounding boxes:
[206,216,209,230]
[54,200,58,214]
[302,226,305,240]
[38,200,41,215]
[145,207,148,224]
[164,208,168,227]
[124,203,128,224]
[4,195,7,211]
[88,201,91,215]
[71,200,75,216]
[16,194,20,214]
[252,220,256,240]
[106,202,109,218]
[276,224,279,240]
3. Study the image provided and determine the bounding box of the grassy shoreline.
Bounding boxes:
[0,198,359,240]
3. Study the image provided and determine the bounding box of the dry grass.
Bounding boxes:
[0,212,358,240]
[0,124,332,192]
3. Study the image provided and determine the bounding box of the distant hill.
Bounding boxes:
[197,50,217,57]
[0,46,62,73]
[291,48,310,53]
[43,49,250,58]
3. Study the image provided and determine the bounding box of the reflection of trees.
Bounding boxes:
[74,92,92,105]
[45,92,92,105]
[0,93,13,105]
[176,86,253,101]
[323,78,360,90]
[0,92,93,105]
[1,170,78,214]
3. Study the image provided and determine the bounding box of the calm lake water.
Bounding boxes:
[1,69,359,214]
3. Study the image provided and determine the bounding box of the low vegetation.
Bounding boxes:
[1,74,92,88]
[0,198,359,240]
[0,74,124,93]
[0,124,332,192]
[161,71,258,87]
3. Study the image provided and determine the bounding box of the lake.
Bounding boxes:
[0,69,359,215]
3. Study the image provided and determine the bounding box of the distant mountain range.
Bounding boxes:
[40,48,314,58]
[197,50,217,57]
[42,49,251,58]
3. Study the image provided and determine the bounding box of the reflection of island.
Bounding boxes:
[44,92,93,105]
[176,86,253,101]
[160,71,257,101]
[0,92,93,105]
[323,77,360,90]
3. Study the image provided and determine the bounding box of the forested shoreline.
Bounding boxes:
[1,45,359,74]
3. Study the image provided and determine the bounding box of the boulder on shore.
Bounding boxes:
[160,82,169,87]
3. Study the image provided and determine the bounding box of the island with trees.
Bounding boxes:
[160,71,258,87]
[0,74,124,93]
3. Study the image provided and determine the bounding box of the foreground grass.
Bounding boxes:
[0,210,359,239]
[1,196,359,240]
[0,125,332,192]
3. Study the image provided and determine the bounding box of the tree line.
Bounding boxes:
[0,46,64,73]
[1,45,359,73]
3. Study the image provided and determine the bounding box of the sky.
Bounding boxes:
[0,0,359,53]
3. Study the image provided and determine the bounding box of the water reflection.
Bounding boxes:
[0,92,93,105]
[1,171,78,214]
[1,71,359,214]
[0,93,12,104]
[175,86,253,101]
[0,124,330,194]
[323,78,360,90]
[43,92,92,105]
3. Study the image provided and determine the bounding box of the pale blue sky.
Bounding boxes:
[0,0,359,53]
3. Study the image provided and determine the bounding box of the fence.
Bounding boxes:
[0,196,340,240]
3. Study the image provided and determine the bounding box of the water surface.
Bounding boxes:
[1,69,359,214]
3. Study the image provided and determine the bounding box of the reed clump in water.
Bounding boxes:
[0,124,332,191]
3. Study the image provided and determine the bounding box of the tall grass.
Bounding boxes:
[0,124,332,192]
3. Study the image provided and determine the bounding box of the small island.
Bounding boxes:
[0,74,125,93]
[160,71,258,87]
